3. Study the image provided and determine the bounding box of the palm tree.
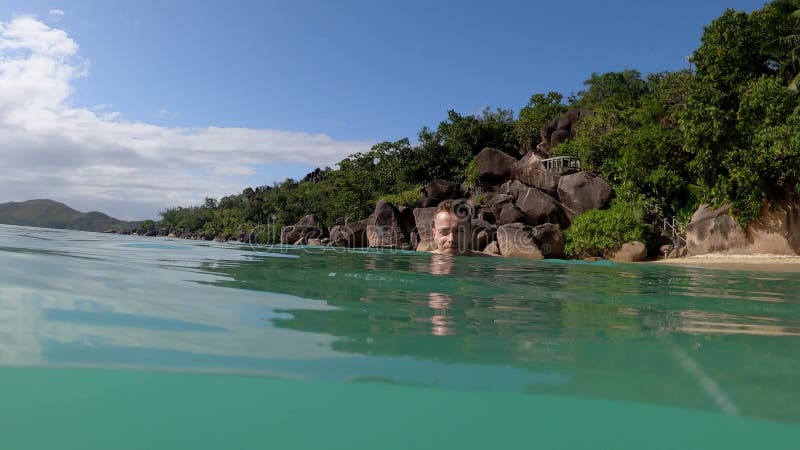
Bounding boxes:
[767,0,800,90]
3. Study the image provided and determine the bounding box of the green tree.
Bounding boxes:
[554,70,694,217]
[726,76,800,221]
[682,5,800,223]
[764,0,800,89]
[204,197,218,209]
[413,108,516,183]
[514,91,568,153]
[574,70,647,111]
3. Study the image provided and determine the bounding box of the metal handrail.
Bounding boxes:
[541,156,581,172]
[644,202,687,257]
[663,217,687,247]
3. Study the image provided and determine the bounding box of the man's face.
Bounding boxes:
[432,211,469,255]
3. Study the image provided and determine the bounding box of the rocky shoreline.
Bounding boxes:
[110,139,655,262]
[267,141,654,261]
[107,107,800,264]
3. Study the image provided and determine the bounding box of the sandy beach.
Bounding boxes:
[654,254,800,272]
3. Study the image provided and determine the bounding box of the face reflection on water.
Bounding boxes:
[429,253,454,275]
[427,254,455,335]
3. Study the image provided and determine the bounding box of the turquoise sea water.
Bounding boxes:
[1,224,799,449]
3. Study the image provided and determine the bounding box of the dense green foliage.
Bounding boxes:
[158,1,800,251]
[768,0,800,89]
[554,70,696,219]
[564,200,648,258]
[514,92,568,152]
[380,185,424,208]
[159,111,519,242]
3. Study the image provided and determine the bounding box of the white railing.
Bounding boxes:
[541,156,581,172]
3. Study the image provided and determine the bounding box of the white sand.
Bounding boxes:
[654,253,800,272]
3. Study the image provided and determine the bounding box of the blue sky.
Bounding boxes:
[0,0,769,219]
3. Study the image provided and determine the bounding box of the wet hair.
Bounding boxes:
[436,199,472,220]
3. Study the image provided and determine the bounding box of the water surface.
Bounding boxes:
[1,224,799,449]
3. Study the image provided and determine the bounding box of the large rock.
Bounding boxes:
[281,214,328,244]
[478,208,495,224]
[540,124,556,141]
[686,204,746,255]
[302,168,324,184]
[550,129,571,147]
[296,214,321,226]
[557,172,613,215]
[608,241,647,262]
[280,225,325,244]
[497,204,529,225]
[514,153,559,196]
[421,197,439,208]
[488,193,515,211]
[412,207,437,251]
[471,217,493,232]
[474,229,492,252]
[475,147,517,186]
[423,180,468,205]
[501,180,529,198]
[554,116,571,131]
[482,241,500,256]
[684,202,800,255]
[564,108,582,124]
[398,206,417,241]
[329,219,368,247]
[488,194,516,222]
[531,223,565,259]
[745,201,800,254]
[367,201,412,249]
[471,218,495,252]
[483,241,501,255]
[514,187,567,228]
[496,223,544,259]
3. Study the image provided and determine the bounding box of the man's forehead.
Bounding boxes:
[434,211,468,227]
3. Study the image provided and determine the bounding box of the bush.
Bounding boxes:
[564,199,649,258]
[253,224,281,244]
[462,157,479,186]
[380,185,424,208]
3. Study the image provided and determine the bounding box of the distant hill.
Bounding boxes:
[0,199,139,232]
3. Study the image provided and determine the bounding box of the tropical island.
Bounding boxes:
[117,1,800,261]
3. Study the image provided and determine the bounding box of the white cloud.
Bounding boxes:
[0,16,370,219]
[48,9,64,23]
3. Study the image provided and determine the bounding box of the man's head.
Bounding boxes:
[432,199,472,255]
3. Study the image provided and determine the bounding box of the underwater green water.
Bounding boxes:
[1,224,799,449]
